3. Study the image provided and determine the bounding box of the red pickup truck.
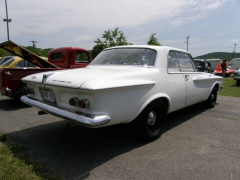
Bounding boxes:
[0,41,92,98]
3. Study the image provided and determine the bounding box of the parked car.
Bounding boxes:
[193,59,211,73]
[233,69,240,85]
[0,56,37,68]
[213,62,235,77]
[207,59,222,72]
[229,58,240,71]
[21,45,223,142]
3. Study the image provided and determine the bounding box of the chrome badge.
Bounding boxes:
[42,73,54,84]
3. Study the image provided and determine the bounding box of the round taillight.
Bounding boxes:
[69,97,79,106]
[23,87,28,94]
[79,98,90,109]
[23,87,34,94]
[26,88,31,94]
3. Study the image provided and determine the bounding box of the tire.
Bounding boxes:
[203,87,218,108]
[237,80,240,85]
[131,100,167,142]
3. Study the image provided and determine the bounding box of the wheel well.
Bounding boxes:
[150,97,169,113]
[213,83,219,91]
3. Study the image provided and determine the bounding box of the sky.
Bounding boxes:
[0,0,239,57]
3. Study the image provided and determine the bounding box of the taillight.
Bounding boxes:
[69,97,80,106]
[23,86,34,94]
[69,97,90,109]
[79,99,90,108]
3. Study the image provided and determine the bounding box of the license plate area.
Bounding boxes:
[43,89,55,103]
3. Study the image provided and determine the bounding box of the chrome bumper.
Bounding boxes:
[20,96,111,127]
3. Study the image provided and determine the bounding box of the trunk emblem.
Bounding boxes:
[42,73,54,84]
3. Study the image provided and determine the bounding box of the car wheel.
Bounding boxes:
[203,87,218,108]
[132,100,167,142]
[237,80,240,85]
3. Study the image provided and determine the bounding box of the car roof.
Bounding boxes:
[104,45,189,53]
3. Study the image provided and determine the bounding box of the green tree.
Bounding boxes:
[0,48,12,57]
[92,27,132,59]
[147,33,161,46]
[23,46,51,58]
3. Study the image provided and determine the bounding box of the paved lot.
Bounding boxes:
[0,95,240,180]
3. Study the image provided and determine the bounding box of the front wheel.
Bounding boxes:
[131,100,167,142]
[203,87,218,108]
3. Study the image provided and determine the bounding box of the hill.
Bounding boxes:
[194,52,240,60]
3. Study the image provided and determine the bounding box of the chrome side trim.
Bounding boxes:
[20,95,111,127]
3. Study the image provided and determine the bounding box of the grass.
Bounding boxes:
[218,77,240,97]
[0,134,63,180]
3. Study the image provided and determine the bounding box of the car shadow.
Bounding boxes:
[164,102,209,133]
[0,97,31,111]
[5,102,212,179]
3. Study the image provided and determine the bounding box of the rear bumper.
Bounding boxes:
[20,95,111,127]
[233,76,240,80]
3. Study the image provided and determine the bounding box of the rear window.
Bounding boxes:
[1,58,14,66]
[51,53,63,60]
[90,48,156,66]
[0,56,14,65]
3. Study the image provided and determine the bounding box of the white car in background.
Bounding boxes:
[21,45,223,142]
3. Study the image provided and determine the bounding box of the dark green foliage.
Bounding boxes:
[91,44,108,59]
[0,45,52,58]
[23,46,52,58]
[92,27,133,59]
[147,33,162,46]
[194,52,240,60]
[0,48,13,57]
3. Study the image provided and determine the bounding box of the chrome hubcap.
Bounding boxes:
[148,111,156,125]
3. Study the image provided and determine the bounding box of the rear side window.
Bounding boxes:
[168,51,196,72]
[16,60,35,68]
[75,52,90,63]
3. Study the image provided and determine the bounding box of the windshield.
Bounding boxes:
[90,48,156,66]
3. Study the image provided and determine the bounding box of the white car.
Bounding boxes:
[21,45,223,141]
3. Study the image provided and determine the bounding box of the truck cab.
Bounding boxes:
[48,47,92,69]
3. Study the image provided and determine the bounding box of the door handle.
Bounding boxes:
[185,75,189,81]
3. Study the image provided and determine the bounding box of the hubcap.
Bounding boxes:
[148,111,156,126]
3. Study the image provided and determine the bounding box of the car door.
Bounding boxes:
[167,51,187,112]
[175,52,207,106]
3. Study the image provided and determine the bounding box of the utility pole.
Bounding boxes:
[232,44,236,58]
[31,41,37,53]
[3,0,12,40]
[184,36,190,51]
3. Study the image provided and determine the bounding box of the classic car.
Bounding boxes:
[193,59,211,73]
[213,62,234,77]
[0,56,35,68]
[20,45,223,141]
[233,69,240,85]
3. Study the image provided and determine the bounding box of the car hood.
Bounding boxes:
[0,41,59,68]
[22,66,156,90]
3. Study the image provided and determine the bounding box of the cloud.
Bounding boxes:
[168,14,206,27]
[231,39,240,43]
[2,0,227,36]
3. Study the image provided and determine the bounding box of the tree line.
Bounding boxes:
[0,27,161,58]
